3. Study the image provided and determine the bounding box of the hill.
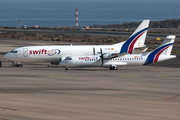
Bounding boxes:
[92,19,180,28]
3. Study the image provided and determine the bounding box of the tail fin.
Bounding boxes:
[144,35,176,65]
[158,35,175,55]
[118,20,150,54]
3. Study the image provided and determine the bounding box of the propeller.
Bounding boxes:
[100,48,104,65]
[93,47,95,55]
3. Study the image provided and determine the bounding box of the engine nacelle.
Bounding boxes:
[51,57,67,65]
[103,53,112,59]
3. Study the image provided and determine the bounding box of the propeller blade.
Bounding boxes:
[100,48,103,65]
[93,48,95,55]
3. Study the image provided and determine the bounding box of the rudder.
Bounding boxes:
[119,20,150,54]
[144,35,176,65]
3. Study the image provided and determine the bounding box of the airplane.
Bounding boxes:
[4,20,150,67]
[60,35,176,70]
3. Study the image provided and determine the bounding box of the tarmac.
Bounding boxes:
[0,39,180,120]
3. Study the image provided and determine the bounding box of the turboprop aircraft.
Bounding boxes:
[60,35,176,70]
[4,20,150,67]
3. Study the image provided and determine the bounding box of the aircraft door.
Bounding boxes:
[23,48,28,57]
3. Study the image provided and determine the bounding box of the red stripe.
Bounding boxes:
[167,94,180,100]
[128,31,146,54]
[153,46,170,63]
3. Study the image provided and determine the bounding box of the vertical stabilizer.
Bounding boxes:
[144,35,176,65]
[118,20,150,54]
[158,35,175,55]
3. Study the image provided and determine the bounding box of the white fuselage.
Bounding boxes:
[60,53,176,68]
[4,44,123,64]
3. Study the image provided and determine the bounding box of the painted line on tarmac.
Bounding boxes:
[167,94,180,100]
[124,95,163,100]
[37,75,72,78]
[108,75,180,78]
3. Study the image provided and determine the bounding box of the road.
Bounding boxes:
[1,28,180,39]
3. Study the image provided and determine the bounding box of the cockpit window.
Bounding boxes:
[65,57,72,60]
[10,50,18,53]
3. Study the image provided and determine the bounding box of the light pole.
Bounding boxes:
[97,15,99,29]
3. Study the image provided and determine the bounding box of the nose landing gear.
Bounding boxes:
[11,62,23,67]
[65,67,69,70]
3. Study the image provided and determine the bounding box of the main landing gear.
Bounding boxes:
[65,67,69,70]
[109,65,118,70]
[11,62,23,67]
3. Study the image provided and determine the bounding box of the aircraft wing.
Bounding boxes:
[98,52,126,59]
[110,53,126,58]
[103,62,127,66]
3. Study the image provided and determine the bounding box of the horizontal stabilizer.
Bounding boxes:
[132,46,148,54]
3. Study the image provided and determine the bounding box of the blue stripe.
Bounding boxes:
[144,43,173,65]
[120,27,148,53]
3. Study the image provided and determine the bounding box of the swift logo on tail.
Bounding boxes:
[120,28,148,54]
[144,43,173,65]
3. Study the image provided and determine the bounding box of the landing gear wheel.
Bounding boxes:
[19,64,23,67]
[109,66,118,70]
[65,67,68,70]
[114,66,118,70]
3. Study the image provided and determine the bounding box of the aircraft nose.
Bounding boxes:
[59,60,70,67]
[4,53,12,60]
[59,60,66,66]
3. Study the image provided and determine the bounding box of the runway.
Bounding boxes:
[0,39,180,120]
